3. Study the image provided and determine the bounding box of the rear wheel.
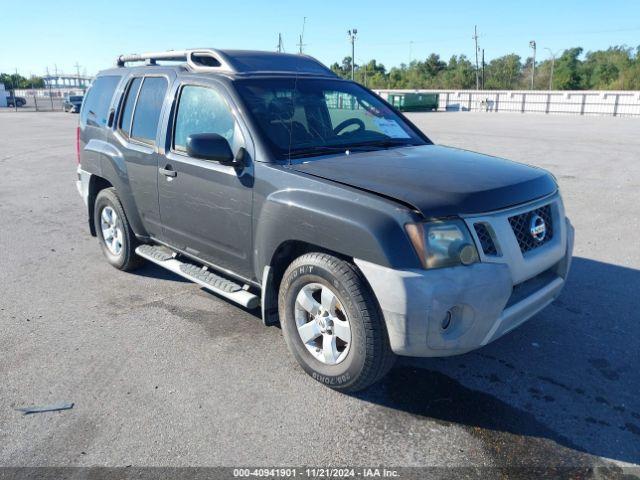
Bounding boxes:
[94,188,143,271]
[278,252,395,392]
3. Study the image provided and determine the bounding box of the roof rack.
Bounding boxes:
[115,49,236,73]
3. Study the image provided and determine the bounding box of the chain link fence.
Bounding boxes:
[1,87,86,112]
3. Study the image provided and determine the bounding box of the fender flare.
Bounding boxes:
[253,188,421,280]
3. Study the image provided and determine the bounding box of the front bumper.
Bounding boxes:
[355,197,575,357]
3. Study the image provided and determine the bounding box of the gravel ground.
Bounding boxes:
[0,111,638,475]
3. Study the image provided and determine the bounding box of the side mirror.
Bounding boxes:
[186,133,240,167]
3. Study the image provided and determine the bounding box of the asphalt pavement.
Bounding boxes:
[0,111,638,475]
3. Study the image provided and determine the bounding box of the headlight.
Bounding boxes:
[405,219,479,269]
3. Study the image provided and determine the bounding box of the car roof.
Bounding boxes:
[98,49,338,80]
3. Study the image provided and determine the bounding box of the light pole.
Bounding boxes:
[347,29,358,80]
[529,40,537,89]
[545,48,560,90]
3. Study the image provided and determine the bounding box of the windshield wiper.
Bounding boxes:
[288,145,376,159]
[349,139,421,150]
[287,140,421,159]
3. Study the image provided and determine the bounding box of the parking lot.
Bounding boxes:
[0,111,638,473]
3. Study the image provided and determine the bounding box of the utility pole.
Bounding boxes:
[357,57,368,87]
[297,17,307,54]
[46,66,54,110]
[74,62,81,87]
[13,67,18,111]
[347,29,358,80]
[529,40,537,89]
[472,25,480,90]
[31,73,38,111]
[277,33,284,53]
[409,40,413,65]
[545,48,560,90]
[481,49,485,89]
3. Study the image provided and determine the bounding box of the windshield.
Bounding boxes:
[234,78,429,160]
[70,96,83,102]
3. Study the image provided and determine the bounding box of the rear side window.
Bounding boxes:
[80,75,120,127]
[119,77,142,137]
[130,77,168,144]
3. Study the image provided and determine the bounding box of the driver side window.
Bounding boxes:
[173,85,242,153]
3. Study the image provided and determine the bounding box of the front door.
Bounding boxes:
[157,83,254,279]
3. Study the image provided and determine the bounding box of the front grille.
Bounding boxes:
[474,223,498,256]
[508,204,554,253]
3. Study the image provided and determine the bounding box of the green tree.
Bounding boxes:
[327,45,640,91]
[0,73,45,89]
[581,46,634,89]
[552,48,583,90]
[485,54,522,89]
[441,55,475,89]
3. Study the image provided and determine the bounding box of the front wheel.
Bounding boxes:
[278,253,395,392]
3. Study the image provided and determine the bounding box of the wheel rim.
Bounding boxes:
[100,206,123,256]
[294,283,351,365]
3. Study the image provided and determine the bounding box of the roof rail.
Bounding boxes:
[115,49,236,73]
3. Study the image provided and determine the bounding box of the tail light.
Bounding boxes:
[76,126,81,164]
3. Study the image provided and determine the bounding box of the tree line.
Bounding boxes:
[0,73,45,89]
[330,46,640,90]
[3,45,639,91]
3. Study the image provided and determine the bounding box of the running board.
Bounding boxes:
[135,245,260,309]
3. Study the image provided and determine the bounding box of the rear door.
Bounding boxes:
[111,74,173,238]
[157,80,254,279]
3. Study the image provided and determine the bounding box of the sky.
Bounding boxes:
[1,0,639,77]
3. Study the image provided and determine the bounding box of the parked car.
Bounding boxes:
[76,49,574,392]
[6,95,26,107]
[63,94,84,113]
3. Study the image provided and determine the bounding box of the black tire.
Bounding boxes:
[278,252,395,392]
[93,187,143,271]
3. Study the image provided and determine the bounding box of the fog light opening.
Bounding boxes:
[441,310,452,330]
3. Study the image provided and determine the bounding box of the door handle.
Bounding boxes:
[159,166,177,178]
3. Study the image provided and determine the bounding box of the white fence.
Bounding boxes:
[375,89,640,117]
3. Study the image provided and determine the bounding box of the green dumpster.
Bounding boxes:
[388,92,439,112]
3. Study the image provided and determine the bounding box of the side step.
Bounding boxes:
[135,245,260,309]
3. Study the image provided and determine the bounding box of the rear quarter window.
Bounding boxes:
[80,75,121,128]
[119,77,143,137]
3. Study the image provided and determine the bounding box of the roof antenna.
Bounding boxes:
[297,17,307,54]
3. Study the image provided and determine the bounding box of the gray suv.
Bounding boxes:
[76,49,574,391]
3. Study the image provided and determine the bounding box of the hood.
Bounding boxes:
[289,145,557,217]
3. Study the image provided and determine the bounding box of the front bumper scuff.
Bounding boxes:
[355,213,575,358]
